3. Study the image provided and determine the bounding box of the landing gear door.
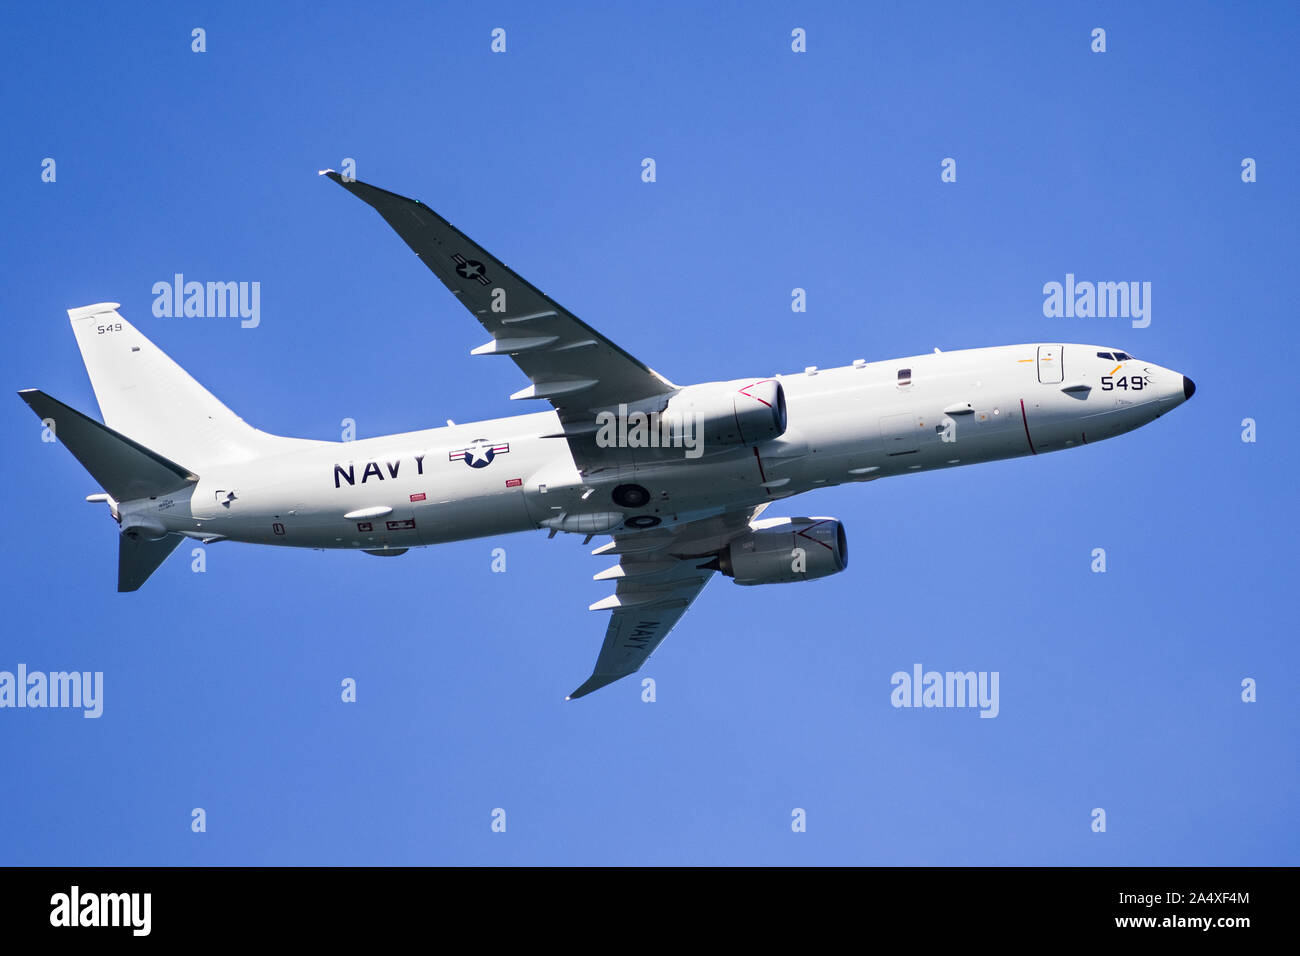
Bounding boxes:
[1037,345,1063,384]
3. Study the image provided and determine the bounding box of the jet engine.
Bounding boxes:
[661,377,787,448]
[714,517,848,585]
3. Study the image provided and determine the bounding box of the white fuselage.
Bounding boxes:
[124,343,1190,550]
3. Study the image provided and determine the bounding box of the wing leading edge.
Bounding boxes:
[321,171,675,419]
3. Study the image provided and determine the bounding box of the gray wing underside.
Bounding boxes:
[568,561,714,699]
[568,505,769,699]
[323,172,675,429]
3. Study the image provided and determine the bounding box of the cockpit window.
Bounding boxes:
[1115,352,1131,361]
[1096,351,1114,360]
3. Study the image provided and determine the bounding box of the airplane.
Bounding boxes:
[18,172,1196,699]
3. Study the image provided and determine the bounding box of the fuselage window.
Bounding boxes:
[897,368,911,386]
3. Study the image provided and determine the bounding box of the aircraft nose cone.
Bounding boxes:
[1183,376,1196,401]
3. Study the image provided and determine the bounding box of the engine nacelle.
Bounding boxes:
[661,377,787,449]
[717,517,848,585]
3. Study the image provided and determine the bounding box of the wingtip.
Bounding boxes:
[317,168,335,176]
[566,675,611,700]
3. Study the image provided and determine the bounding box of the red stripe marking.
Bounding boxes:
[796,519,835,552]
[752,446,768,483]
[1019,399,1037,455]
[739,380,774,408]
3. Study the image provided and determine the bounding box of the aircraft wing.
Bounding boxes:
[322,172,675,422]
[568,505,768,699]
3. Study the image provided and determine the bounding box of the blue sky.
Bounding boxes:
[2,1,1296,864]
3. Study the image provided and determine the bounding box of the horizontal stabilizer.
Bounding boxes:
[18,389,196,500]
[119,532,184,592]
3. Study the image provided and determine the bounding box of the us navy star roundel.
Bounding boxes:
[450,438,510,468]
[452,252,491,286]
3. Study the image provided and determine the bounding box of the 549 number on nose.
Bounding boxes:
[1101,375,1150,391]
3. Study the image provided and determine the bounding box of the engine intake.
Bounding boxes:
[716,517,848,585]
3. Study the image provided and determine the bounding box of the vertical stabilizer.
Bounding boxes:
[66,303,290,468]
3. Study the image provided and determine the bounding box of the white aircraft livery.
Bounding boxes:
[20,173,1196,699]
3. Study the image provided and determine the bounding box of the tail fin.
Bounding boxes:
[67,303,284,468]
[18,390,196,500]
